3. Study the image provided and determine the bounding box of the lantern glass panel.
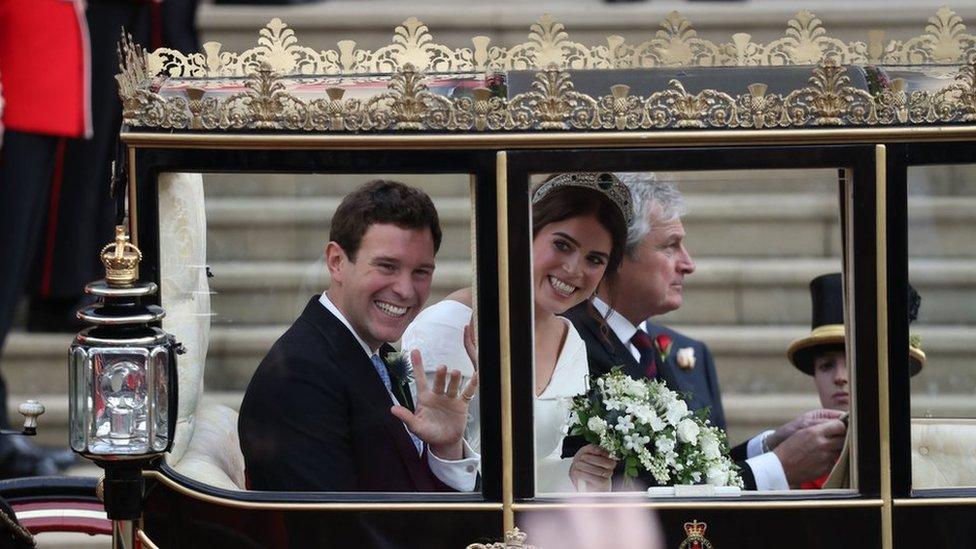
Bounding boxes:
[69,346,90,452]
[90,348,152,455]
[150,346,170,452]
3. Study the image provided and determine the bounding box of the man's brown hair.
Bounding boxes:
[329,180,442,261]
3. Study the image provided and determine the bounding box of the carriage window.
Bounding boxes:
[528,169,855,496]
[156,172,481,494]
[908,164,976,490]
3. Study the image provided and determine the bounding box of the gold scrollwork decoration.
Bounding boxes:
[118,57,976,131]
[116,8,976,132]
[763,10,867,66]
[937,60,976,121]
[597,84,645,130]
[644,79,738,128]
[138,7,976,79]
[783,60,879,126]
[735,83,787,129]
[886,6,976,65]
[506,65,599,130]
[627,11,724,68]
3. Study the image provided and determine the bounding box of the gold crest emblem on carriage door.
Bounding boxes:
[678,520,713,549]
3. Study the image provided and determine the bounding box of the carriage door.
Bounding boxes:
[499,146,885,549]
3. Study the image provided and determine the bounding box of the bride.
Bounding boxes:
[403,172,631,492]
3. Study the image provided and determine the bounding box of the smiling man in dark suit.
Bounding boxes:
[564,172,845,490]
[239,180,479,492]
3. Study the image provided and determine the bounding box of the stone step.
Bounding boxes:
[198,170,842,199]
[1,333,74,400]
[198,257,976,326]
[655,257,976,325]
[673,324,976,397]
[195,170,976,206]
[3,316,973,397]
[200,173,474,198]
[191,163,976,200]
[206,259,472,325]
[686,194,976,259]
[206,196,476,261]
[200,193,976,261]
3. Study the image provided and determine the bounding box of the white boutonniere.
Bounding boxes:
[676,347,696,370]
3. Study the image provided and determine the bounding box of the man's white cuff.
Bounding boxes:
[428,438,480,492]
[747,429,776,458]
[746,451,789,491]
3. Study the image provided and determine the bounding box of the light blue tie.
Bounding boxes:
[371,353,423,455]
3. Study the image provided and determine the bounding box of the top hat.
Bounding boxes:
[787,273,925,376]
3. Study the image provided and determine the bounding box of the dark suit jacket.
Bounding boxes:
[562,302,757,490]
[563,303,726,429]
[238,296,450,492]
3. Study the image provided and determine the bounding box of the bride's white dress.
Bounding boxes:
[534,317,588,493]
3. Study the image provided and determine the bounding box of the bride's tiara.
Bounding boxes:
[531,172,634,226]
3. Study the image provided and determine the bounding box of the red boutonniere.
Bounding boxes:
[653,333,673,363]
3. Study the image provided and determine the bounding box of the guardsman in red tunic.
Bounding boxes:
[25,0,198,332]
[0,0,198,477]
[0,0,91,477]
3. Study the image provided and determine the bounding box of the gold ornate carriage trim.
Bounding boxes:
[117,7,976,131]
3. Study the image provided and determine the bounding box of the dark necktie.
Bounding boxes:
[631,329,658,380]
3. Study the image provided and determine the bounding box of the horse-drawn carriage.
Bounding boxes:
[4,7,976,548]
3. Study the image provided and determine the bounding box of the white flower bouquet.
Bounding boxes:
[566,368,743,487]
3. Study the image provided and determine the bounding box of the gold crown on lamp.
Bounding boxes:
[100,226,142,287]
[683,520,708,538]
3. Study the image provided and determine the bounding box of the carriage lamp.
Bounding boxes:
[69,226,180,519]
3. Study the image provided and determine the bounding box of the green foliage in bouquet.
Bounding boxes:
[567,368,743,487]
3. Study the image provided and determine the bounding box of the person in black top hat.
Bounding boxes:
[786,273,926,490]
[787,272,926,413]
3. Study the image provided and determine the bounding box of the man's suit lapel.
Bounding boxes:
[566,303,641,378]
[304,301,433,490]
[644,324,683,393]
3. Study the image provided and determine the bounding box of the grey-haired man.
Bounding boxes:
[564,172,845,490]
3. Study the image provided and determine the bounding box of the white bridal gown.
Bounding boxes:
[533,317,589,493]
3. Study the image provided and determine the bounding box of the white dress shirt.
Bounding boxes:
[590,297,788,490]
[319,294,480,491]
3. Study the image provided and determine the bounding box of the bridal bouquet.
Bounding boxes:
[566,368,743,487]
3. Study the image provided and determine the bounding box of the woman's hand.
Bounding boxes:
[569,444,618,492]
